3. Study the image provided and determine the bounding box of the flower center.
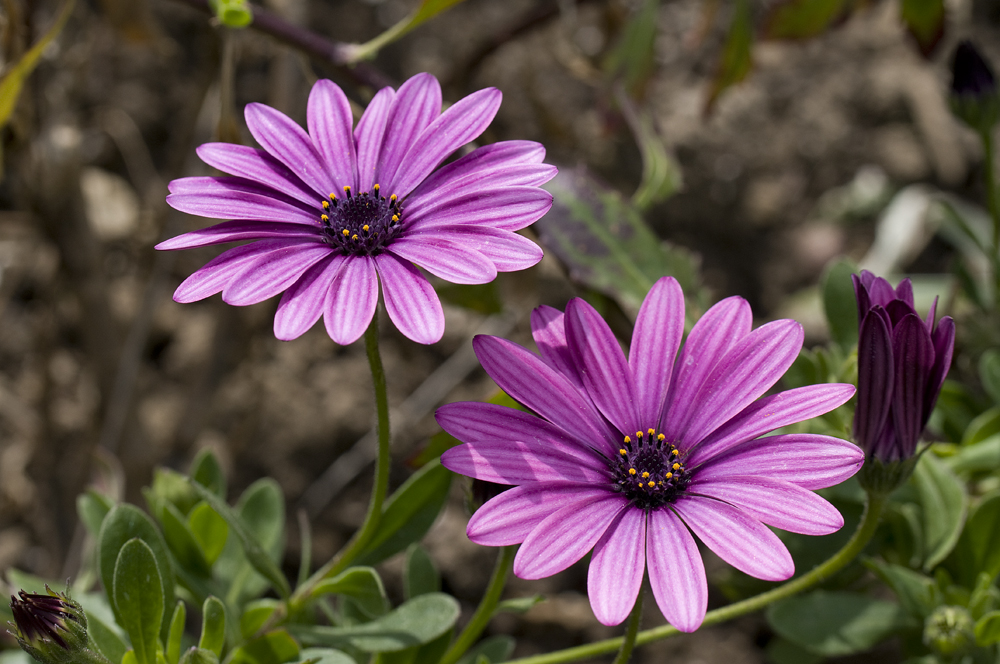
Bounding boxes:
[611,428,689,510]
[319,184,403,256]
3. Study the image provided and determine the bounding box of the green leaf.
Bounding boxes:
[961,493,1000,582]
[603,0,659,97]
[207,0,253,28]
[821,259,859,349]
[455,636,515,664]
[764,637,823,664]
[114,539,165,664]
[98,504,175,631]
[375,629,452,664]
[912,453,967,571]
[148,469,201,516]
[706,0,754,112]
[160,502,212,576]
[188,478,290,598]
[436,283,503,315]
[900,0,944,56]
[357,461,453,566]
[179,648,220,664]
[975,611,1000,646]
[240,599,281,639]
[616,92,682,211]
[291,593,460,653]
[947,435,1000,475]
[408,430,462,468]
[295,649,355,664]
[980,349,1000,404]
[348,0,468,60]
[311,567,389,619]
[187,502,228,566]
[77,490,114,537]
[123,650,139,664]
[865,560,940,618]
[228,630,300,664]
[403,545,440,600]
[767,591,912,656]
[495,595,544,615]
[764,0,851,39]
[200,597,226,656]
[167,602,186,664]
[538,169,703,317]
[191,449,227,500]
[0,0,75,129]
[87,610,129,664]
[961,406,1000,447]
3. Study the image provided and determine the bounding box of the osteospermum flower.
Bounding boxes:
[438,277,863,631]
[158,74,555,344]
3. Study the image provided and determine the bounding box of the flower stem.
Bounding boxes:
[439,546,516,664]
[290,312,392,607]
[505,491,889,664]
[611,591,643,664]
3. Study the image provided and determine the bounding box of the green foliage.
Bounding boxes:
[764,0,852,39]
[912,453,968,571]
[705,0,753,112]
[899,0,944,56]
[403,545,440,600]
[114,539,165,664]
[199,598,226,656]
[167,602,186,664]
[454,636,514,664]
[821,259,859,349]
[603,0,659,98]
[980,349,1000,404]
[311,568,389,619]
[228,630,299,664]
[207,0,253,28]
[436,283,503,315]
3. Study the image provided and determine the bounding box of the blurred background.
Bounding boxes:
[0,0,997,660]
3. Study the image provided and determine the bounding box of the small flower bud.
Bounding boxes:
[950,40,999,134]
[8,588,92,664]
[923,605,974,658]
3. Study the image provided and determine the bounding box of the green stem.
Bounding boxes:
[439,546,515,664]
[506,492,889,664]
[290,312,392,607]
[611,591,643,664]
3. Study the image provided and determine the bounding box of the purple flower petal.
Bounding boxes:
[566,298,642,436]
[307,79,358,192]
[630,277,684,424]
[374,253,444,344]
[895,278,915,307]
[406,163,558,219]
[473,335,616,455]
[222,242,333,306]
[387,236,497,284]
[167,178,319,224]
[852,273,870,322]
[662,296,751,442]
[467,483,611,546]
[155,220,322,251]
[417,226,542,272]
[404,186,554,233]
[355,87,396,192]
[409,140,548,202]
[441,440,611,485]
[692,433,864,490]
[173,240,298,303]
[323,255,378,345]
[673,497,794,581]
[588,508,646,626]
[435,402,605,465]
[673,319,804,448]
[926,316,955,425]
[867,274,897,308]
[245,102,332,197]
[273,255,347,340]
[196,143,319,205]
[689,476,844,535]
[389,87,502,198]
[891,313,935,460]
[530,306,582,387]
[854,309,894,453]
[685,384,856,466]
[377,73,442,192]
[514,495,627,579]
[647,508,706,633]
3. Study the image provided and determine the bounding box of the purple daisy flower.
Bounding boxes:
[438,277,863,631]
[157,73,555,344]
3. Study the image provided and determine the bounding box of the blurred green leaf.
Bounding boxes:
[0,0,75,129]
[357,460,452,566]
[961,406,1000,447]
[821,259,859,348]
[189,478,290,598]
[229,630,299,664]
[312,567,389,619]
[975,611,1000,646]
[160,502,212,577]
[437,282,503,315]
[77,490,114,538]
[167,602,186,664]
[495,595,543,614]
[208,0,253,28]
[375,629,452,664]
[912,453,967,571]
[900,0,944,56]
[979,349,1000,404]
[705,0,753,112]
[349,0,468,61]
[188,501,229,565]
[615,89,682,211]
[960,494,1000,583]
[291,593,460,653]
[948,435,1000,476]
[765,637,823,664]
[767,591,912,656]
[408,430,461,468]
[604,0,659,98]
[114,539,165,664]
[539,169,702,317]
[241,599,280,639]
[403,545,440,600]
[865,560,940,618]
[200,597,226,656]
[179,649,219,664]
[148,468,200,516]
[98,504,175,632]
[764,0,851,39]
[455,636,515,664]
[191,449,227,500]
[295,649,355,664]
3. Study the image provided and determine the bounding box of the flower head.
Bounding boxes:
[439,277,862,631]
[852,270,954,466]
[949,40,999,133]
[158,73,555,345]
[8,588,90,664]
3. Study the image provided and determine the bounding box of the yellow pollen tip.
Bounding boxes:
[671,449,679,456]
[666,472,673,479]
[641,472,650,478]
[392,215,399,222]
[322,201,329,209]
[623,436,631,443]
[352,234,359,241]
[648,481,655,488]
[390,194,397,202]
[628,468,637,476]
[636,431,643,438]
[657,433,665,441]
[362,225,369,232]
[374,183,380,191]
[342,229,349,236]
[619,449,627,456]
[343,186,351,192]
[321,214,329,222]
[673,463,680,470]
[329,192,337,199]
[647,428,655,436]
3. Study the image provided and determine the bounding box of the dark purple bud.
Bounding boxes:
[950,41,999,132]
[8,587,95,664]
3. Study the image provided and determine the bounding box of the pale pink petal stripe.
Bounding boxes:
[529,306,581,387]
[307,79,358,192]
[387,237,497,285]
[173,241,289,303]
[689,476,844,535]
[245,102,333,197]
[374,253,444,344]
[647,508,707,633]
[376,73,442,192]
[466,483,610,546]
[630,277,685,424]
[222,243,332,306]
[196,143,319,205]
[323,255,379,345]
[273,255,347,341]
[155,221,321,250]
[354,87,396,192]
[588,508,646,626]
[441,440,610,485]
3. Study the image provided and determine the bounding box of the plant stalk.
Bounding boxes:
[611,591,643,664]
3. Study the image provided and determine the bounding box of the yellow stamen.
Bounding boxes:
[390,194,397,202]
[391,215,399,222]
[362,225,369,232]
[647,428,655,436]
[321,214,329,223]
[666,472,673,479]
[329,192,337,199]
[647,481,655,488]
[343,185,351,194]
[342,229,350,236]
[351,234,359,241]
[657,433,665,441]
[623,436,631,444]
[641,472,650,478]
[636,431,643,438]
[322,200,330,210]
[628,468,637,476]
[374,183,380,193]
[619,449,627,456]
[672,463,680,470]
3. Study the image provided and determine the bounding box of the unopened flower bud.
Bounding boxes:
[923,605,974,658]
[950,40,999,134]
[8,588,93,664]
